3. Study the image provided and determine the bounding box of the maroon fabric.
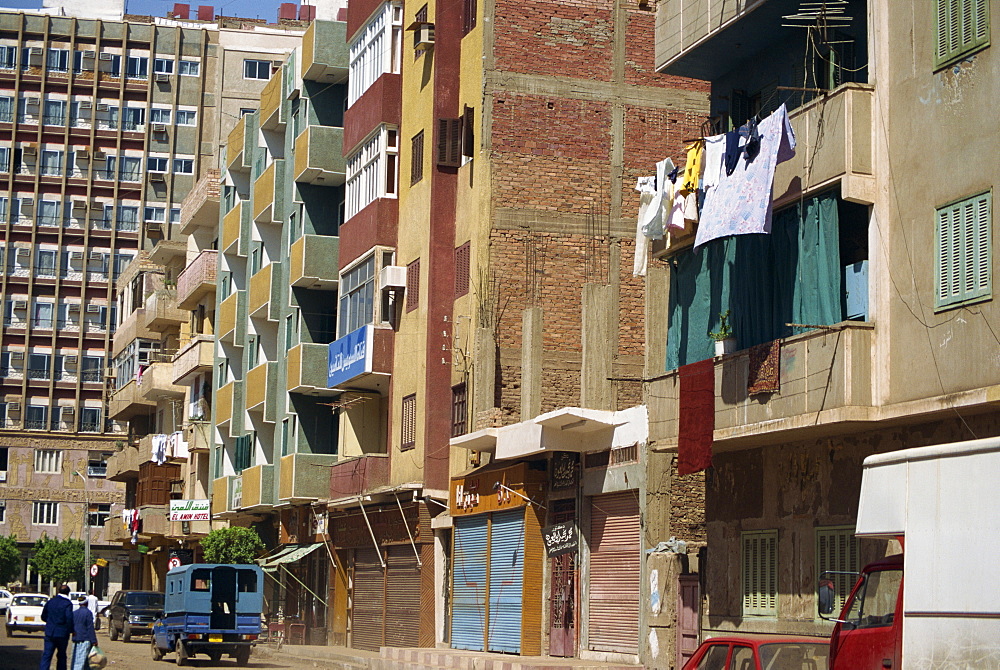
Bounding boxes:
[678,358,715,475]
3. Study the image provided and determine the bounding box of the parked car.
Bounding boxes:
[0,589,13,613]
[106,590,164,643]
[682,635,829,670]
[5,593,49,636]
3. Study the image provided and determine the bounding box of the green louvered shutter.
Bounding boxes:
[936,191,992,310]
[742,530,777,616]
[935,0,991,69]
[816,526,859,619]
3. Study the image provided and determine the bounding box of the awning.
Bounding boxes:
[258,543,324,573]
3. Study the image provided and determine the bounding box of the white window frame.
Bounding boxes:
[243,59,272,80]
[178,60,200,76]
[345,125,398,219]
[338,253,377,337]
[144,206,166,223]
[153,57,174,74]
[173,158,194,174]
[149,107,171,124]
[175,109,196,126]
[348,2,403,106]
[32,501,59,525]
[34,448,62,474]
[147,156,169,173]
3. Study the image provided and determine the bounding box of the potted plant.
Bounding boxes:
[709,309,737,356]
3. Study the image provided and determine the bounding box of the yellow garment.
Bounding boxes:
[681,140,704,193]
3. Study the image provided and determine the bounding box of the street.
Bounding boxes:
[0,621,313,670]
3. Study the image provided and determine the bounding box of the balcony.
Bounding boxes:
[278,452,339,503]
[138,503,170,539]
[249,262,282,321]
[111,308,157,358]
[108,379,156,420]
[327,325,394,393]
[106,443,141,482]
[252,159,286,224]
[301,19,349,82]
[179,169,221,235]
[184,420,213,453]
[137,361,186,402]
[141,289,187,332]
[211,475,237,517]
[226,115,255,175]
[221,200,250,256]
[176,250,218,310]
[245,361,279,422]
[287,343,339,395]
[148,239,186,267]
[329,454,389,501]
[294,126,346,186]
[215,379,243,434]
[259,72,287,132]
[105,515,132,543]
[172,336,214,385]
[239,463,275,510]
[289,234,340,290]
[218,290,246,344]
[648,322,875,447]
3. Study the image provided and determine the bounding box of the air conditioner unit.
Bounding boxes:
[20,197,34,210]
[155,73,170,83]
[72,200,87,211]
[149,172,165,182]
[105,367,116,378]
[92,150,106,160]
[89,251,103,260]
[10,351,24,360]
[24,96,39,107]
[378,265,407,291]
[82,50,96,59]
[12,300,27,309]
[7,402,19,412]
[28,47,42,56]
[67,302,81,311]
[61,406,75,416]
[78,100,93,110]
[70,251,84,259]
[98,53,113,61]
[89,200,104,209]
[75,148,90,159]
[15,247,29,256]
[96,103,110,112]
[151,123,167,133]
[65,355,79,364]
[21,143,37,155]
[86,304,101,313]
[415,23,436,51]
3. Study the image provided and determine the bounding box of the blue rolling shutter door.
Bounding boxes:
[487,509,525,653]
[451,515,488,651]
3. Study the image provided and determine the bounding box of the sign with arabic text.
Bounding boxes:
[542,520,578,557]
[169,499,210,521]
[328,325,374,388]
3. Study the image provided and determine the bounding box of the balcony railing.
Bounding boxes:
[176,250,217,309]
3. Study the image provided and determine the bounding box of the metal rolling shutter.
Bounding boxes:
[487,509,524,653]
[351,547,384,651]
[588,492,640,654]
[384,545,421,648]
[451,515,488,651]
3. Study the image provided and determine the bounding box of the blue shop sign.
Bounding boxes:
[328,325,373,388]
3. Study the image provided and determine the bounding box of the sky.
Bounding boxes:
[0,0,294,23]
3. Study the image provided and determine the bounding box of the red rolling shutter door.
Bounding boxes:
[588,491,640,654]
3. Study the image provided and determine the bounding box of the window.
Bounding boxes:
[40,150,63,176]
[936,190,991,310]
[147,157,168,173]
[455,242,470,297]
[338,255,376,337]
[0,46,16,69]
[176,109,196,125]
[401,393,416,450]
[742,530,777,616]
[88,503,111,527]
[234,433,252,472]
[935,0,990,69]
[32,302,53,328]
[153,57,173,74]
[463,0,477,34]
[178,60,200,76]
[144,206,165,222]
[410,130,424,184]
[406,259,420,312]
[173,158,193,174]
[118,156,142,181]
[125,55,148,79]
[844,567,902,629]
[32,501,58,525]
[243,59,271,80]
[239,107,255,117]
[451,383,467,437]
[38,200,61,227]
[149,108,171,124]
[68,101,82,127]
[816,526,859,618]
[36,250,57,276]
[81,356,103,383]
[348,3,403,105]
[117,206,139,232]
[0,500,5,523]
[345,125,398,218]
[122,107,144,130]
[26,405,52,430]
[43,99,65,125]
[46,48,69,72]
[0,96,12,123]
[34,449,62,473]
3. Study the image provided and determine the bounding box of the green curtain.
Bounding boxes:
[665,191,843,370]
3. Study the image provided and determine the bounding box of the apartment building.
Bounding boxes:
[0,3,315,592]
[639,1,1000,667]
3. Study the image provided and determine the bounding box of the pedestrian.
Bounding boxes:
[71,596,98,670]
[85,589,100,629]
[39,584,74,670]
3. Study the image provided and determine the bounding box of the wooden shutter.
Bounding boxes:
[816,526,859,618]
[410,131,424,184]
[588,492,640,654]
[454,242,470,298]
[401,393,416,451]
[406,259,420,312]
[742,530,777,616]
[935,0,990,68]
[936,191,992,309]
[437,118,462,167]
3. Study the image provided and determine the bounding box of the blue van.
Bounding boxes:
[151,563,264,666]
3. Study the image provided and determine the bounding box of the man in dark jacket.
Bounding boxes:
[40,584,74,670]
[71,596,99,670]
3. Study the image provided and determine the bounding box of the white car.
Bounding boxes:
[0,589,12,613]
[5,593,49,635]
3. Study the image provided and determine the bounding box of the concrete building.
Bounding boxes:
[641,0,1000,667]
[0,4,315,594]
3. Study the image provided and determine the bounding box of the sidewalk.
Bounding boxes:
[270,644,643,670]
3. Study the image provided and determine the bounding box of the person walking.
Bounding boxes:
[39,584,74,670]
[71,596,98,670]
[85,590,100,629]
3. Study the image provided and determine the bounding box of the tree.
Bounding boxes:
[29,536,84,585]
[0,534,21,585]
[200,527,265,564]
